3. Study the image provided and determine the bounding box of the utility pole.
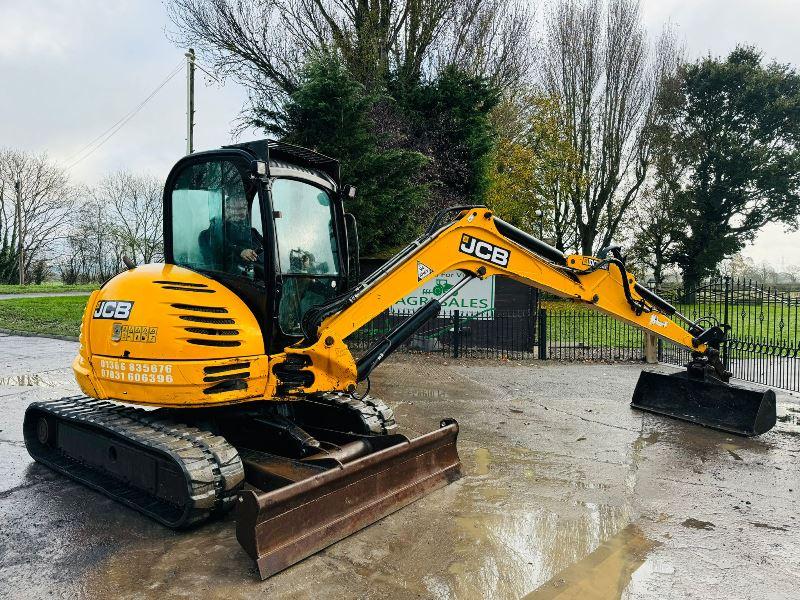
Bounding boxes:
[14,180,23,285]
[186,48,195,155]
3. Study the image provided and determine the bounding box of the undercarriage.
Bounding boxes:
[23,394,461,578]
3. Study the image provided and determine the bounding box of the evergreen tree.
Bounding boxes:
[249,55,428,256]
[396,67,500,215]
[656,47,800,289]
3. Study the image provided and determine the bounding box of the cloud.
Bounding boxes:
[0,0,256,184]
[0,0,125,59]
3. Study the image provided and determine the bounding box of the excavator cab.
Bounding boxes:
[163,140,351,350]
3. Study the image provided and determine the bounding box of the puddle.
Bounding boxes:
[718,442,745,461]
[631,431,660,453]
[626,429,660,492]
[474,447,491,475]
[521,524,661,599]
[442,464,636,600]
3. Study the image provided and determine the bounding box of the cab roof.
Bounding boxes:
[224,139,340,187]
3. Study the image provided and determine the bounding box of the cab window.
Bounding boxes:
[170,160,263,280]
[272,179,340,335]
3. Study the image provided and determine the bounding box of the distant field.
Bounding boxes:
[0,283,97,294]
[0,295,87,337]
[542,299,799,343]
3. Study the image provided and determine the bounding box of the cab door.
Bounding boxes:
[163,151,276,345]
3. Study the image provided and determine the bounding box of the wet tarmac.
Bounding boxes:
[0,333,798,599]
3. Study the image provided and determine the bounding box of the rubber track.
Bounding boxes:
[311,393,399,435]
[24,395,244,528]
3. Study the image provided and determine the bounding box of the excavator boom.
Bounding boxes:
[281,207,738,399]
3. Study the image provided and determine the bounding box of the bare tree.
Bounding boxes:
[166,0,301,101]
[167,0,536,99]
[62,196,118,283]
[540,0,679,255]
[60,172,163,283]
[431,0,535,90]
[0,148,79,281]
[94,171,164,266]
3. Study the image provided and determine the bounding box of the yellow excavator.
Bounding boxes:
[24,140,776,579]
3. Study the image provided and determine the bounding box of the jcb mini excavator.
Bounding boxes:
[23,140,777,578]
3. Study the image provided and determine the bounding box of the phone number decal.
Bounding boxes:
[99,359,174,384]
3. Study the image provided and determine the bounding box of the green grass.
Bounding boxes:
[0,295,88,337]
[0,283,98,294]
[542,299,800,343]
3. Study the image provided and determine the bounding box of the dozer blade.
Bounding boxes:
[631,370,777,436]
[236,420,461,579]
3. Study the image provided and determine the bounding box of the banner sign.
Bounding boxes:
[390,271,495,316]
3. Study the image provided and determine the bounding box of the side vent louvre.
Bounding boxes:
[187,339,241,347]
[161,285,215,293]
[171,304,228,313]
[179,315,236,325]
[153,280,208,288]
[204,372,251,383]
[204,362,251,374]
[184,327,239,336]
[203,379,248,394]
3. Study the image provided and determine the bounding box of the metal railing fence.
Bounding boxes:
[345,277,799,392]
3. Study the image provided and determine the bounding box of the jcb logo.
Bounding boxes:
[93,300,134,320]
[459,234,510,267]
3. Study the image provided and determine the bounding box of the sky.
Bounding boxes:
[0,0,798,267]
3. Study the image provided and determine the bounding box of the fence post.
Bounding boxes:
[645,334,658,364]
[723,276,730,369]
[537,308,547,360]
[452,310,460,359]
[527,288,538,351]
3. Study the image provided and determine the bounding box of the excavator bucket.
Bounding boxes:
[631,370,777,437]
[236,420,461,579]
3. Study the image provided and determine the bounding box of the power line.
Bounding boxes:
[63,60,185,171]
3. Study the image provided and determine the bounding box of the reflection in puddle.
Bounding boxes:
[432,468,636,599]
[448,503,636,598]
[433,425,661,598]
[718,442,745,461]
[521,524,661,599]
[626,428,660,491]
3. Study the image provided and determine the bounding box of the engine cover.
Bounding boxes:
[74,264,273,407]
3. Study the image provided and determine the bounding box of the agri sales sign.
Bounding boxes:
[390,271,495,316]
